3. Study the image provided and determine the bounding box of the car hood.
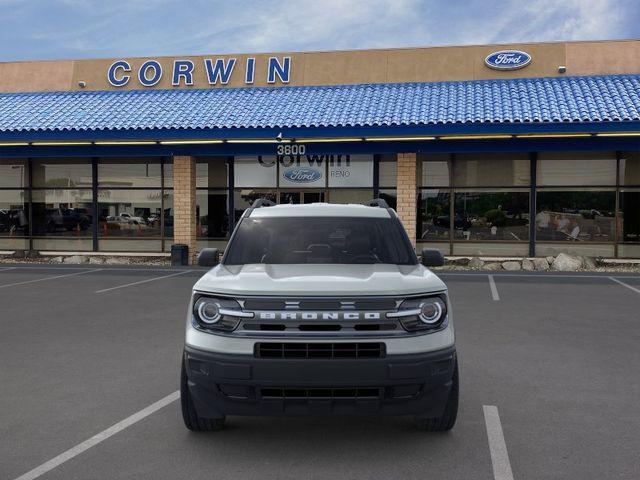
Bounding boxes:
[193,263,446,297]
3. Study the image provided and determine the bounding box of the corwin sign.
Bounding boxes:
[484,50,532,71]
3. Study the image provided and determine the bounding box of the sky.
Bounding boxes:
[0,0,638,61]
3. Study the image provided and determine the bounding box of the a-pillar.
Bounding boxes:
[396,153,418,248]
[172,155,197,264]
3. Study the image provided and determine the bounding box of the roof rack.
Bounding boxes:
[364,198,390,209]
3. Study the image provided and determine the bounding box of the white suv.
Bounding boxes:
[181,199,457,431]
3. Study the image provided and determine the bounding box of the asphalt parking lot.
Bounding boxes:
[1,265,639,480]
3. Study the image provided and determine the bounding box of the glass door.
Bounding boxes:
[279,190,324,204]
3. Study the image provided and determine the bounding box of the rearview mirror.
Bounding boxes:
[421,249,445,267]
[197,248,219,267]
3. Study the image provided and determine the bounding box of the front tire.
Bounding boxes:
[180,355,225,431]
[414,359,459,432]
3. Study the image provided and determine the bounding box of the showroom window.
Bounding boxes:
[536,152,617,257]
[378,154,397,210]
[0,159,29,250]
[97,157,164,252]
[195,157,230,249]
[31,158,94,251]
[418,155,451,254]
[618,151,640,258]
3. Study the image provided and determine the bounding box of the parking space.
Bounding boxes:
[1,266,639,480]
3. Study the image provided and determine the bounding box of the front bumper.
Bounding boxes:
[184,345,456,417]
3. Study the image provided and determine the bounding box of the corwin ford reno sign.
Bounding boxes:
[484,50,532,71]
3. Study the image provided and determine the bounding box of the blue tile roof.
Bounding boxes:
[0,74,639,134]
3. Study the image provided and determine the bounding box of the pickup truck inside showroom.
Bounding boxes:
[181,199,457,431]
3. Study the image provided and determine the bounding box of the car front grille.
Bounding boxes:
[255,342,385,359]
[260,387,383,399]
[242,298,398,311]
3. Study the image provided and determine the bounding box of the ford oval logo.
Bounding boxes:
[282,168,322,183]
[485,50,532,70]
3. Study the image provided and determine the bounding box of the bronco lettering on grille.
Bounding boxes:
[257,312,381,321]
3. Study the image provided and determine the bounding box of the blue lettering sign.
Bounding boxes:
[138,60,163,86]
[204,58,236,85]
[172,60,194,86]
[245,57,255,84]
[107,60,131,87]
[267,57,291,84]
[485,50,532,71]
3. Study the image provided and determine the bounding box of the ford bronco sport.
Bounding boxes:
[181,199,457,431]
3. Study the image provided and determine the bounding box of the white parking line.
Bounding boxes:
[12,391,179,480]
[483,405,514,480]
[488,275,500,301]
[609,276,640,294]
[0,269,99,289]
[94,270,191,293]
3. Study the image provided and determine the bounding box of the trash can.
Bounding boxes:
[171,244,189,266]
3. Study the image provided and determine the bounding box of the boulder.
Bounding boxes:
[582,256,597,270]
[551,253,582,271]
[502,261,522,271]
[63,255,88,264]
[468,257,484,269]
[532,258,550,271]
[483,262,503,271]
[89,257,105,265]
[49,256,64,264]
[521,258,535,271]
[545,256,555,265]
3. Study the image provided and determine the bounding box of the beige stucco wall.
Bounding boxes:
[0,39,638,93]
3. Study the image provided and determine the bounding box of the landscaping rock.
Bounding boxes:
[89,257,105,265]
[451,257,471,266]
[63,255,88,264]
[521,258,535,271]
[468,257,484,269]
[583,256,597,269]
[484,262,503,271]
[502,261,522,271]
[49,256,64,263]
[104,257,131,265]
[545,256,555,265]
[551,253,582,271]
[532,258,550,271]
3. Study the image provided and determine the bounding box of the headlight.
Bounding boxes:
[192,295,251,332]
[388,294,448,332]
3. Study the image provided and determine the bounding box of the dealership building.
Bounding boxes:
[0,39,639,262]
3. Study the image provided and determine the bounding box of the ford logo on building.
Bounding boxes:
[485,50,532,70]
[282,168,322,183]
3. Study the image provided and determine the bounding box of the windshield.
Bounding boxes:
[223,216,417,265]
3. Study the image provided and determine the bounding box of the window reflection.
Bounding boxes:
[196,191,229,239]
[0,190,28,236]
[32,159,92,188]
[454,191,529,241]
[536,191,615,242]
[619,190,640,243]
[98,190,162,238]
[418,190,450,240]
[31,190,93,236]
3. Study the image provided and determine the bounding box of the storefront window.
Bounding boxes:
[196,158,228,188]
[235,156,277,188]
[0,159,27,188]
[31,189,93,237]
[453,153,529,187]
[419,154,450,187]
[328,189,373,204]
[454,190,529,241]
[619,189,640,243]
[32,159,92,188]
[379,189,397,210]
[417,190,450,241]
[98,189,162,238]
[537,152,616,186]
[0,190,28,237]
[196,190,229,239]
[536,190,615,242]
[98,158,162,187]
[619,152,640,186]
[234,189,277,223]
[379,155,397,188]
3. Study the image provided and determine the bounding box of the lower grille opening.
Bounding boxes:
[243,323,286,331]
[298,324,342,331]
[260,387,382,399]
[256,342,385,359]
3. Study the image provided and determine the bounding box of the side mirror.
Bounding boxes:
[197,248,219,267]
[421,249,445,267]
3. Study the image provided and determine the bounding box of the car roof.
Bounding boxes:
[248,203,393,218]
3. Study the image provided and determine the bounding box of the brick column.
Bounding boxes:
[396,153,418,247]
[172,156,197,264]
